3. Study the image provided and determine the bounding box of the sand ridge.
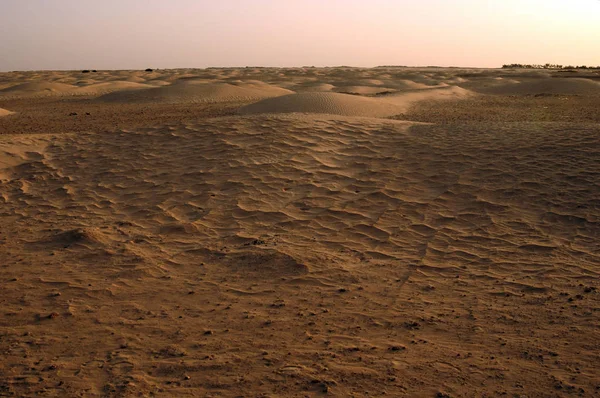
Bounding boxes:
[239,86,474,118]
[0,80,155,98]
[73,81,154,95]
[1,66,599,102]
[97,79,294,104]
[331,85,396,95]
[239,92,406,117]
[0,81,79,97]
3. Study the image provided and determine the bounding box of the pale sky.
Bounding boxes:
[1,0,599,71]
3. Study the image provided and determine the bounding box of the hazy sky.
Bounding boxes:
[1,0,599,71]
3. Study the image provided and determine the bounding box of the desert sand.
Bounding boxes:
[0,67,599,397]
[0,108,14,117]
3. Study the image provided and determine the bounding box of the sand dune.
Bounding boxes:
[384,85,474,104]
[124,76,148,83]
[1,67,599,397]
[0,81,78,96]
[332,85,396,95]
[98,79,293,103]
[239,92,404,117]
[0,80,155,98]
[240,87,473,119]
[478,77,600,95]
[387,79,441,90]
[289,82,336,92]
[356,78,386,86]
[73,81,154,95]
[145,79,171,86]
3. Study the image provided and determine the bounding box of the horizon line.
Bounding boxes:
[4,65,600,73]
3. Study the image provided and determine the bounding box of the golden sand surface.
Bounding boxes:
[1,67,599,397]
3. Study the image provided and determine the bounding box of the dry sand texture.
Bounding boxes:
[0,67,599,397]
[0,108,14,117]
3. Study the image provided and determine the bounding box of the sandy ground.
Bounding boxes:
[0,67,599,397]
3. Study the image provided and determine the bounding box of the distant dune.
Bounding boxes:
[383,85,474,104]
[293,82,336,92]
[0,80,156,98]
[240,86,473,118]
[387,79,442,90]
[97,79,293,103]
[331,85,396,95]
[239,92,404,117]
[478,77,600,95]
[0,81,78,96]
[73,81,154,95]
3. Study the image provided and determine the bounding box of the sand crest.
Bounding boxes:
[0,81,78,97]
[239,92,404,117]
[240,87,474,119]
[383,85,474,105]
[97,79,294,103]
[332,85,396,95]
[73,81,154,95]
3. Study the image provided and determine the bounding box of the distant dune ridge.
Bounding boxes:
[293,82,336,92]
[0,80,153,97]
[1,67,598,103]
[73,81,154,95]
[0,81,78,96]
[477,77,600,95]
[97,79,294,103]
[239,92,405,117]
[331,85,396,95]
[383,85,474,104]
[240,86,474,117]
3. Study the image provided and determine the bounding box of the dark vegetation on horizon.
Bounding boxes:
[502,63,600,70]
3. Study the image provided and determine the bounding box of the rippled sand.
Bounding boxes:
[1,67,599,397]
